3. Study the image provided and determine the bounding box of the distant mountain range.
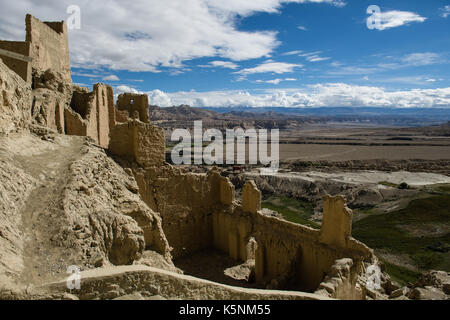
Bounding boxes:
[150,105,450,127]
[203,106,450,118]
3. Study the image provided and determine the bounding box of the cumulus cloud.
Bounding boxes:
[116,85,140,94]
[374,10,426,30]
[142,84,450,108]
[297,26,308,31]
[208,61,239,69]
[236,61,303,75]
[0,0,345,72]
[206,0,346,16]
[102,75,120,81]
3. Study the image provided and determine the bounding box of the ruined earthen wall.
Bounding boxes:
[64,107,87,137]
[315,258,365,300]
[115,109,129,123]
[133,167,223,258]
[128,148,372,291]
[320,195,353,248]
[109,120,165,167]
[213,203,371,291]
[210,182,372,291]
[0,41,32,82]
[94,84,113,148]
[116,93,150,123]
[66,84,114,148]
[0,58,32,134]
[25,15,71,81]
[106,86,115,131]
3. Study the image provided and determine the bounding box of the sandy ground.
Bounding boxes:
[251,170,450,187]
[279,144,450,161]
[174,249,260,289]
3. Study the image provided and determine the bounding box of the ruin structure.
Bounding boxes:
[0,14,388,301]
[0,14,71,83]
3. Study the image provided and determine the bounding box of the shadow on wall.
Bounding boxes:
[128,154,373,293]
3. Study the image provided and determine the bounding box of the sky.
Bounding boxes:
[0,0,450,108]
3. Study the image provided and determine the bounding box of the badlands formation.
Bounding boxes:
[0,15,448,300]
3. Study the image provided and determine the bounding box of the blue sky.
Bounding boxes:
[1,0,450,108]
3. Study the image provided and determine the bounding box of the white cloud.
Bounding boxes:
[236,61,303,75]
[72,72,102,78]
[440,5,450,18]
[206,0,346,16]
[0,0,345,72]
[297,26,308,31]
[308,56,330,62]
[374,10,426,30]
[148,89,173,106]
[257,79,283,85]
[143,84,450,108]
[299,51,331,62]
[327,52,444,76]
[281,50,303,56]
[116,85,140,94]
[103,75,120,81]
[401,53,442,66]
[209,61,239,69]
[377,76,441,86]
[256,78,297,84]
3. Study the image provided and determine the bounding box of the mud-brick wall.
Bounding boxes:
[32,92,65,133]
[252,215,350,291]
[212,204,372,292]
[0,58,32,134]
[116,93,150,123]
[109,120,165,166]
[134,168,225,258]
[94,84,114,148]
[66,89,98,142]
[0,41,32,83]
[25,14,71,81]
[66,84,114,148]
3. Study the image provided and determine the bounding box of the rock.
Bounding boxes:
[443,283,450,295]
[366,287,378,300]
[61,293,80,300]
[389,287,409,299]
[0,58,32,134]
[415,270,450,289]
[114,293,144,300]
[410,287,448,300]
[382,278,400,294]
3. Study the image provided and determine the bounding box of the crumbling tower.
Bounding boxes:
[0,14,71,83]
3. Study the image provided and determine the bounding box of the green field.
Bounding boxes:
[381,261,421,286]
[353,193,450,283]
[261,195,320,229]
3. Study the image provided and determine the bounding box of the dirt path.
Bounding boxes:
[174,248,262,289]
[10,135,85,286]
